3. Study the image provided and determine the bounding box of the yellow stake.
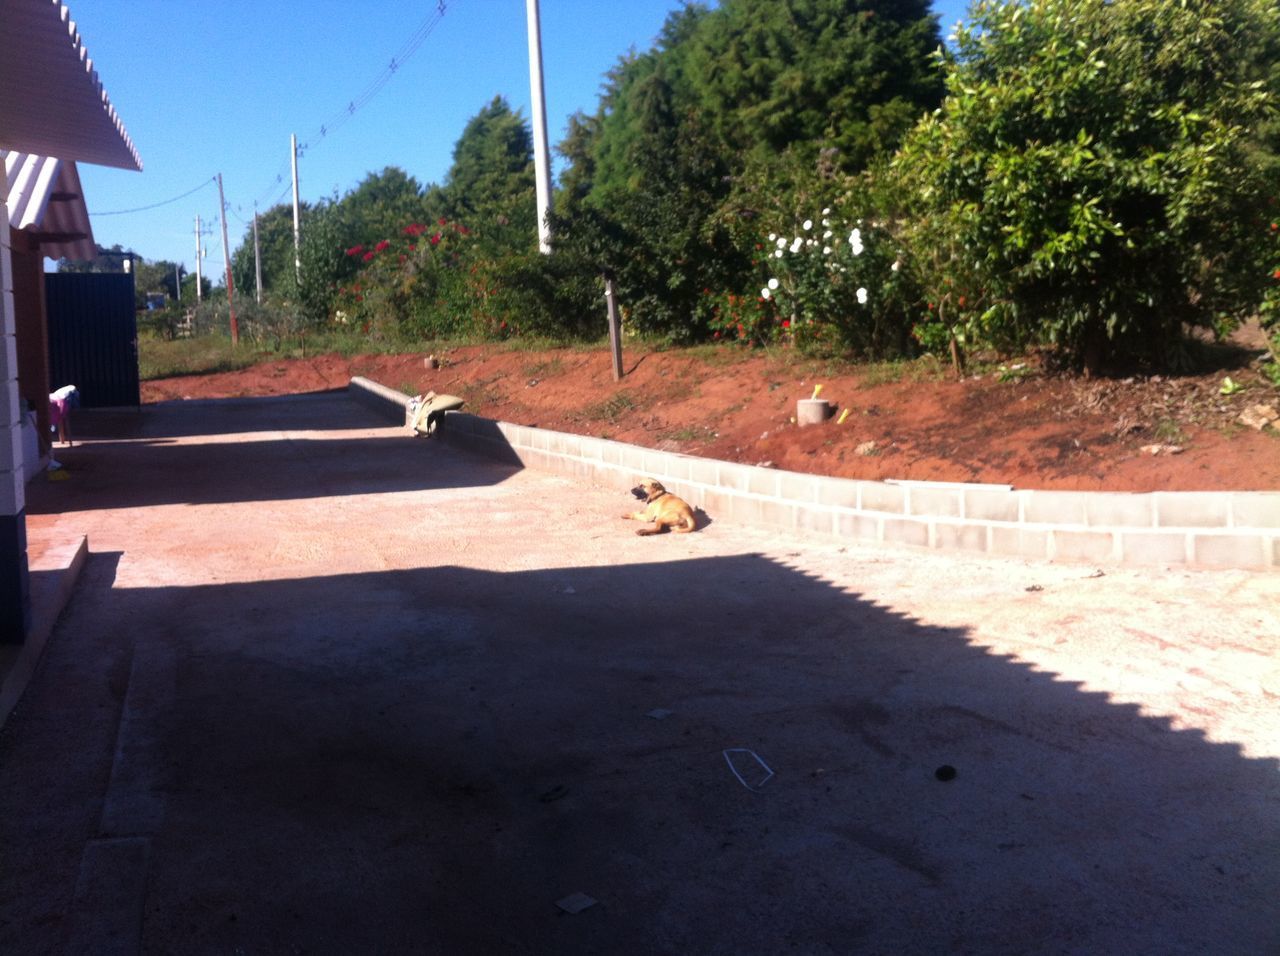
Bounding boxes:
[836,408,850,425]
[811,384,823,400]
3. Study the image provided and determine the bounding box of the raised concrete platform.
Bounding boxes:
[0,530,88,730]
[350,376,1279,570]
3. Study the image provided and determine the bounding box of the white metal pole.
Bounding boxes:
[291,133,302,284]
[525,0,553,253]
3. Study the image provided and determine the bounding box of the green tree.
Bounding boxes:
[231,203,305,298]
[687,0,943,173]
[439,95,537,254]
[893,0,1279,371]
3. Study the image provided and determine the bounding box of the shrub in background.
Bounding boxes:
[893,0,1280,373]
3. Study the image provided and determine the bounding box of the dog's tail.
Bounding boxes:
[674,512,697,533]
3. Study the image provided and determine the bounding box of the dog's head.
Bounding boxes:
[632,477,667,502]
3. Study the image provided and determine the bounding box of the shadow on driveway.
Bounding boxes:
[2,550,1276,954]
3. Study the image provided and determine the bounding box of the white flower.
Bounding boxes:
[822,246,832,255]
[849,226,865,256]
[823,230,833,239]
[822,207,831,215]
[802,219,813,231]
[790,237,803,253]
[806,238,817,247]
[891,260,901,272]
[767,277,779,290]
[821,219,830,228]
[775,237,787,249]
[768,233,777,242]
[774,249,784,258]
[761,287,772,300]
[856,287,868,305]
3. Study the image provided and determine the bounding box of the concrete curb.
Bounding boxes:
[349,377,1279,570]
[0,533,88,729]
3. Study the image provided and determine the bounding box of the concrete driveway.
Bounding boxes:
[1,390,1277,955]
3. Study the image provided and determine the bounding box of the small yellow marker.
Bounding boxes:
[811,384,824,400]
[836,408,850,425]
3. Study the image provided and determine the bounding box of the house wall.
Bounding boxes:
[10,229,50,446]
[0,174,32,641]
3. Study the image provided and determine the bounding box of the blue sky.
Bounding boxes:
[67,0,970,277]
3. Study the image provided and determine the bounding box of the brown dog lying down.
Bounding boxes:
[624,478,698,535]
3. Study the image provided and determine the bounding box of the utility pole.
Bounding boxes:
[291,133,302,285]
[194,214,204,303]
[253,205,263,305]
[216,173,239,345]
[174,263,182,303]
[525,0,553,253]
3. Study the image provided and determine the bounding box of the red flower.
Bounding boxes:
[438,217,447,226]
[345,244,364,257]
[782,319,791,329]
[457,225,470,235]
[403,223,426,237]
[355,294,364,302]
[399,255,407,264]
[375,239,390,252]
[1273,268,1280,279]
[430,233,441,246]
[362,251,375,262]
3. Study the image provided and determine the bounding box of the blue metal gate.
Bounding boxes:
[45,272,140,408]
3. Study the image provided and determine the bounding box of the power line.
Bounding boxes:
[90,176,217,216]
[250,0,450,209]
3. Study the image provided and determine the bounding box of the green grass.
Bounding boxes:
[579,391,641,424]
[522,356,566,379]
[137,335,266,380]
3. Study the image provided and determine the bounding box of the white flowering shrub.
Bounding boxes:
[758,209,916,356]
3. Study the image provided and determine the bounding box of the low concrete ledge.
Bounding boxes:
[348,377,1278,570]
[349,376,415,426]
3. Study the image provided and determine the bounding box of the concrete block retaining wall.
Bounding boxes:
[350,377,1279,570]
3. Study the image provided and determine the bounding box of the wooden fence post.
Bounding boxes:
[605,275,623,382]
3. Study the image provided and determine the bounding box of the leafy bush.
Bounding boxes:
[893,0,1280,372]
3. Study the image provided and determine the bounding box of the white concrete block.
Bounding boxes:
[963,489,1021,523]
[1,420,21,473]
[1051,529,1118,563]
[1084,493,1155,529]
[0,467,23,516]
[855,481,905,514]
[1119,531,1190,566]
[882,516,930,547]
[933,520,990,553]
[815,477,861,510]
[1022,491,1090,526]
[1155,492,1230,528]
[904,485,963,518]
[1230,493,1280,529]
[1191,533,1270,570]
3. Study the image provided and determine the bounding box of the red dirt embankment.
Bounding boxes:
[141,345,1280,492]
